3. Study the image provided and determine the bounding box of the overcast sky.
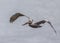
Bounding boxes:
[0,0,60,43]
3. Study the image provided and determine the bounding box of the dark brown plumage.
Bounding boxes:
[34,20,46,25]
[10,13,25,23]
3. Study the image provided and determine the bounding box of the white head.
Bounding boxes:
[22,19,33,25]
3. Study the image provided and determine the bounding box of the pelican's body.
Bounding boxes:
[23,20,46,28]
[23,20,57,34]
[28,24,42,28]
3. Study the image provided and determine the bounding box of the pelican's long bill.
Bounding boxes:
[22,22,28,26]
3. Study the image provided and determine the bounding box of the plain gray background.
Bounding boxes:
[0,0,60,43]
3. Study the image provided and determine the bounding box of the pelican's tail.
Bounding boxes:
[47,21,57,34]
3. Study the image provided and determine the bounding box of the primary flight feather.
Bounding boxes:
[10,13,25,23]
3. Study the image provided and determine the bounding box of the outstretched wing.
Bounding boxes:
[10,13,25,23]
[47,21,57,34]
[10,13,32,23]
[35,20,57,34]
[34,20,46,25]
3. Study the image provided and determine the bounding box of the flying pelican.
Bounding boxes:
[10,13,57,34]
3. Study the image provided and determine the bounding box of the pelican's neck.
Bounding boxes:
[28,19,33,25]
[28,22,33,26]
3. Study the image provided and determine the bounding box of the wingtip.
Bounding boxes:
[10,21,13,23]
[9,19,14,23]
[47,21,57,34]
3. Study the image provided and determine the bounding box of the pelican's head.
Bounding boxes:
[22,20,33,26]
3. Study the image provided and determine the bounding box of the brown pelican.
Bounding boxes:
[10,13,57,34]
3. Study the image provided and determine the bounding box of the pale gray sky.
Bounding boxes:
[0,0,60,43]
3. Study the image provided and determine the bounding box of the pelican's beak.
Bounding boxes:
[22,22,28,26]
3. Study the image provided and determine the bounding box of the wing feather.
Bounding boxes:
[47,21,57,34]
[34,20,57,34]
[34,20,46,25]
[10,13,25,23]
